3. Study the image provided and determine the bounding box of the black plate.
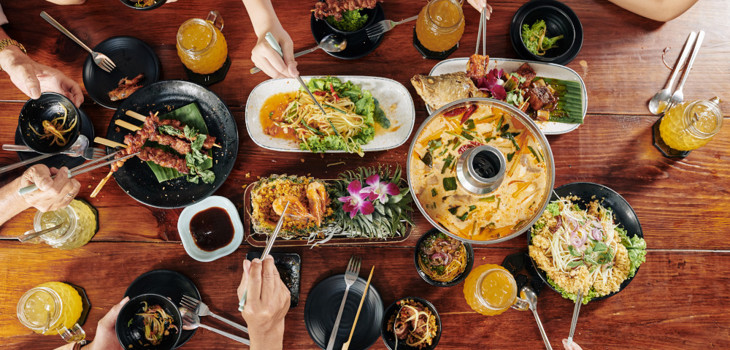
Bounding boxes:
[124,270,200,348]
[83,36,161,109]
[380,297,441,350]
[414,229,474,287]
[105,80,238,208]
[120,0,167,10]
[527,182,644,302]
[510,0,583,65]
[310,3,385,60]
[14,108,94,170]
[304,274,383,350]
[246,251,302,307]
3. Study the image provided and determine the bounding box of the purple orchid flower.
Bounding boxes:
[338,180,374,218]
[362,174,399,204]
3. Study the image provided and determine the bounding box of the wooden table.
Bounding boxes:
[1,0,729,349]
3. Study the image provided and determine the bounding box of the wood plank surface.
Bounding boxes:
[1,243,729,349]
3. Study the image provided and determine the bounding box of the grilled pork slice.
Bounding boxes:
[528,85,558,112]
[514,63,537,88]
[466,54,490,81]
[108,74,144,101]
[411,72,484,111]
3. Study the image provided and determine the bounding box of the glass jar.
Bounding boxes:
[33,199,98,250]
[414,0,465,59]
[463,264,528,316]
[17,282,86,342]
[176,11,228,75]
[659,97,722,151]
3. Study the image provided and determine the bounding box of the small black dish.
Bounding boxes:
[124,270,200,348]
[414,229,474,287]
[246,251,301,307]
[510,0,583,65]
[323,7,378,35]
[381,297,441,350]
[116,293,182,350]
[527,182,644,302]
[83,36,161,109]
[18,93,80,154]
[310,3,385,60]
[120,0,167,10]
[14,108,93,170]
[304,274,383,350]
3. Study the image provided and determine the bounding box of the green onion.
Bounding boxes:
[443,177,457,191]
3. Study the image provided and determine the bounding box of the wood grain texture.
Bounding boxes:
[1,243,728,349]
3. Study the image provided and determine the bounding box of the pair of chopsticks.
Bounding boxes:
[238,201,290,311]
[475,4,487,56]
[17,150,138,195]
[342,265,375,350]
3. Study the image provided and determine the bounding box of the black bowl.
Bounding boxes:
[510,0,583,65]
[120,0,166,10]
[116,293,182,350]
[381,297,441,350]
[527,182,644,302]
[18,92,80,154]
[322,7,378,35]
[414,229,474,287]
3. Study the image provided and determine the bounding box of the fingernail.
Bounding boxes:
[30,87,40,99]
[243,259,251,272]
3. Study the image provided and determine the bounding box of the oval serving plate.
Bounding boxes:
[244,76,415,153]
[428,57,587,135]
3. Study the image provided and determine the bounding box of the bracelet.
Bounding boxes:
[72,340,88,350]
[0,38,27,72]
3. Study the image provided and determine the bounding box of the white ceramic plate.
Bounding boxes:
[245,76,415,152]
[428,57,587,135]
[178,196,243,262]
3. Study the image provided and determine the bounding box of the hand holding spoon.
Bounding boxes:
[250,34,346,74]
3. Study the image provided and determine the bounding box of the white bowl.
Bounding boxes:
[177,196,243,262]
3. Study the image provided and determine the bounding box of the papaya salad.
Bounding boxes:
[529,196,647,304]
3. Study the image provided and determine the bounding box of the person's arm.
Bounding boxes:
[0,164,81,226]
[53,297,129,350]
[44,0,87,4]
[0,27,83,106]
[242,0,298,79]
[237,256,290,350]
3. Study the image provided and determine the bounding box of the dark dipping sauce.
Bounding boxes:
[189,207,234,252]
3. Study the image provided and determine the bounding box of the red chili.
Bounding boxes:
[313,91,326,96]
[458,141,483,154]
[329,84,339,102]
[460,105,478,124]
[443,106,467,117]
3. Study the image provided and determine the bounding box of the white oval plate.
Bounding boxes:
[178,195,243,262]
[428,57,587,135]
[245,76,415,153]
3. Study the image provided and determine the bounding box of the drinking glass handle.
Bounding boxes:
[58,323,86,343]
[511,296,530,311]
[206,10,224,31]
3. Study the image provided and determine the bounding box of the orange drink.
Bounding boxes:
[463,264,527,316]
[659,97,722,151]
[415,0,465,54]
[17,282,86,342]
[177,11,228,74]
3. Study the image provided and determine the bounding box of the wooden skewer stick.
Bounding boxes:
[94,137,126,149]
[90,171,113,198]
[124,110,222,148]
[115,119,141,132]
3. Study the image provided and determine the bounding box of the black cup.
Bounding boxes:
[115,293,182,350]
[510,0,583,65]
[414,229,474,287]
[18,92,80,154]
[381,297,441,350]
[120,0,167,10]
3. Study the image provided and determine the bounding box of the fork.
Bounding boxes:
[365,15,418,41]
[180,295,248,334]
[4,145,106,160]
[325,255,361,350]
[40,11,116,73]
[667,30,705,110]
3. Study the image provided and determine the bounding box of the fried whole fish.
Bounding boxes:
[411,72,485,111]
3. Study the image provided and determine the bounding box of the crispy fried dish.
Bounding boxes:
[466,54,489,81]
[418,232,468,282]
[108,74,144,101]
[30,103,76,147]
[250,175,332,238]
[387,299,438,349]
[410,72,485,111]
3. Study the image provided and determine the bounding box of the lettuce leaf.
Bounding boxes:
[618,227,647,278]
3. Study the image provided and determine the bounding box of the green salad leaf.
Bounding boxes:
[326,10,368,32]
[521,20,563,56]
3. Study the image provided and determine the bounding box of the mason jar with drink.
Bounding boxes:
[414,0,465,59]
[654,97,723,157]
[16,282,90,342]
[176,10,230,84]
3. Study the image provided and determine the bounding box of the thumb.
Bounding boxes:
[21,66,41,99]
[99,297,129,329]
[22,165,53,191]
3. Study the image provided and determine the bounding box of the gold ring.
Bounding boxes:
[66,193,74,198]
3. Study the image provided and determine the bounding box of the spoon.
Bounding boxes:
[0,135,89,175]
[521,286,553,350]
[648,31,696,115]
[180,307,250,345]
[567,289,583,346]
[18,224,63,243]
[249,34,347,74]
[667,30,705,110]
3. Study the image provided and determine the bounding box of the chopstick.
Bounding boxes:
[238,201,290,311]
[475,5,487,56]
[341,265,374,350]
[17,151,138,195]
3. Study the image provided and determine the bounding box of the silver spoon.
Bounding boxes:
[249,34,347,74]
[667,30,705,110]
[17,224,63,243]
[0,135,89,175]
[521,286,553,350]
[567,289,583,346]
[180,307,250,345]
[648,31,697,115]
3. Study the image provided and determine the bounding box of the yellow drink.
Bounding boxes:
[17,282,84,338]
[415,0,465,52]
[659,98,723,151]
[463,264,517,316]
[177,16,228,74]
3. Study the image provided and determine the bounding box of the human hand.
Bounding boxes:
[250,25,298,79]
[0,46,83,106]
[86,297,129,350]
[562,339,583,350]
[19,165,81,212]
[467,0,493,20]
[237,256,290,350]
